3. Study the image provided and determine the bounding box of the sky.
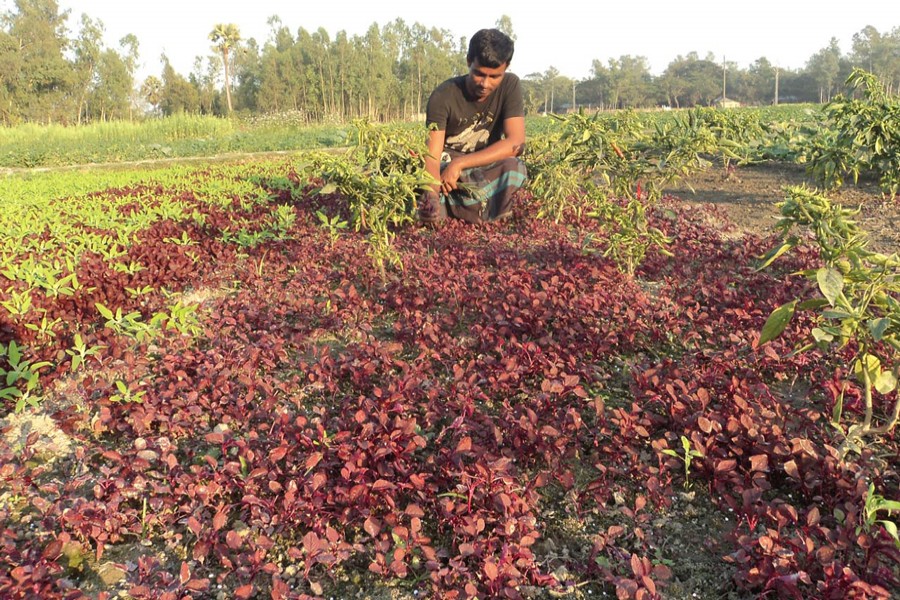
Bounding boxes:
[16,1,898,82]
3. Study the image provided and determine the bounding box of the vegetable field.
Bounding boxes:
[1,71,899,599]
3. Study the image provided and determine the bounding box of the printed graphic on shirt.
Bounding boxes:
[445,110,495,154]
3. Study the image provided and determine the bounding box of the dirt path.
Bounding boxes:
[664,162,900,255]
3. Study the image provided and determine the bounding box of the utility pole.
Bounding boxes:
[572,81,577,111]
[722,55,727,101]
[774,65,780,105]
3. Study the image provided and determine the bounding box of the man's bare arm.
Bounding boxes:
[440,116,526,192]
[424,129,446,194]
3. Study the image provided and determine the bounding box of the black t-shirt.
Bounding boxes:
[425,72,524,155]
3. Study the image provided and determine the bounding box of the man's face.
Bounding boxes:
[465,58,508,102]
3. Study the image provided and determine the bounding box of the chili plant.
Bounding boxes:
[528,110,693,273]
[759,185,900,453]
[640,108,728,198]
[583,193,673,275]
[306,120,436,233]
[526,110,641,222]
[804,68,900,198]
[300,120,436,275]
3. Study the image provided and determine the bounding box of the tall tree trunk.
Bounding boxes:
[317,63,327,117]
[416,59,422,114]
[340,70,345,118]
[77,91,86,126]
[328,64,336,116]
[223,49,233,112]
[76,61,96,126]
[339,51,346,118]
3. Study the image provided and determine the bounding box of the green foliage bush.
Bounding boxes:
[298,120,436,277]
[803,69,900,197]
[760,185,900,452]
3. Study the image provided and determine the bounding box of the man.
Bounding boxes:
[418,28,527,225]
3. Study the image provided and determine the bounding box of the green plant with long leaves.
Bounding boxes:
[96,302,154,342]
[316,210,348,247]
[109,379,146,404]
[24,314,63,342]
[125,284,154,298]
[803,69,900,198]
[270,204,297,239]
[1,287,34,319]
[1,341,52,413]
[150,301,204,338]
[302,120,436,275]
[65,334,106,373]
[661,435,705,489]
[860,482,900,549]
[584,193,673,275]
[759,185,900,454]
[528,110,709,273]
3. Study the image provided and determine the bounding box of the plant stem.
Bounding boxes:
[868,392,900,435]
[862,354,874,432]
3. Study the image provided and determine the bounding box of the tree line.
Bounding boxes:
[2,0,898,126]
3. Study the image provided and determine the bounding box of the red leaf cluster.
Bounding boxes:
[1,171,897,599]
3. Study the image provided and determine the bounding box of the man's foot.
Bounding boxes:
[417,192,446,226]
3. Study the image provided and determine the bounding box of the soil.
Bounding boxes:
[663,162,900,255]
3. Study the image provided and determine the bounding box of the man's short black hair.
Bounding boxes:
[467,29,514,68]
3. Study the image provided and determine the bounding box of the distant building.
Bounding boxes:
[715,97,741,108]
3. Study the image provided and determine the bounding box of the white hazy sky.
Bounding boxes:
[18,1,898,81]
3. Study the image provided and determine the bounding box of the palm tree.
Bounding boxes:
[140,76,163,114]
[209,23,241,113]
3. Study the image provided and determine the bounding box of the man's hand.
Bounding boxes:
[426,116,526,195]
[440,161,463,194]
